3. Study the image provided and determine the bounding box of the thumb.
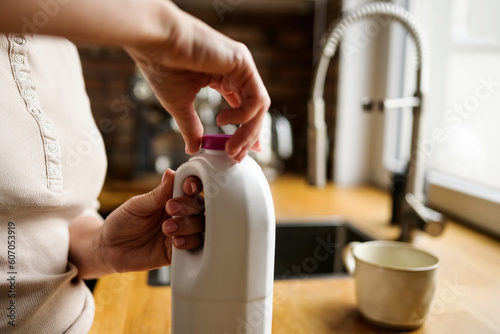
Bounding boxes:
[125,169,175,215]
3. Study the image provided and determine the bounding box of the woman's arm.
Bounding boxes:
[1,0,270,161]
[69,215,110,279]
[0,0,172,47]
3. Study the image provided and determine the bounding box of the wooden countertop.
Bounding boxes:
[90,175,500,333]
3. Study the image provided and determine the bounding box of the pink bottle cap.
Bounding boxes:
[201,134,231,151]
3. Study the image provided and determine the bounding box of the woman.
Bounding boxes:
[0,0,270,332]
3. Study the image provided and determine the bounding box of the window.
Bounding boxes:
[410,0,500,237]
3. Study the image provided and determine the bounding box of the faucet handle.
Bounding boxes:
[383,97,421,110]
[362,96,420,113]
[404,193,447,237]
[361,97,385,112]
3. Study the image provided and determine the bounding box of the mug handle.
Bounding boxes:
[342,241,361,276]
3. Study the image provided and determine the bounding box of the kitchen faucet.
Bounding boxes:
[307,2,446,242]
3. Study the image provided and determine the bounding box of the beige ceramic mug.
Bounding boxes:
[342,240,439,330]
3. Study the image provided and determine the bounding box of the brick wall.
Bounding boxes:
[78,46,137,179]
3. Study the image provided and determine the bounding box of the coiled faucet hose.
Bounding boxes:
[311,1,428,99]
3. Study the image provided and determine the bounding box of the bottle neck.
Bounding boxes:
[203,149,228,155]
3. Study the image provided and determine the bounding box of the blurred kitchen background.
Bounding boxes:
[77,0,500,238]
[78,0,341,180]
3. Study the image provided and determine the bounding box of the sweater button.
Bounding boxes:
[51,165,61,176]
[44,122,54,133]
[17,71,28,80]
[24,89,34,99]
[14,54,24,64]
[48,143,58,153]
[14,36,25,45]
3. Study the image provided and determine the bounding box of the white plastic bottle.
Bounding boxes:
[171,134,275,334]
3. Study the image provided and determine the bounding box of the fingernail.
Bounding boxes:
[164,220,179,233]
[173,237,186,247]
[190,181,197,194]
[161,170,169,185]
[166,200,182,214]
[233,149,245,163]
[252,141,262,152]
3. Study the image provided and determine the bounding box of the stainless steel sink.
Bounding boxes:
[147,218,373,286]
[274,218,373,280]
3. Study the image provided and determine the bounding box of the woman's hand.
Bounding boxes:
[90,169,204,276]
[125,2,270,162]
[69,169,204,279]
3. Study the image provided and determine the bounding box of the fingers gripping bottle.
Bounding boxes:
[171,134,275,334]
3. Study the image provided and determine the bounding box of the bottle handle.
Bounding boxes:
[171,161,205,272]
[342,241,360,276]
[172,161,203,204]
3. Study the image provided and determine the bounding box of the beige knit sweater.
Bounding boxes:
[0,34,107,333]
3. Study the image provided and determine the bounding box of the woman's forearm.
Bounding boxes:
[0,0,176,48]
[68,215,112,280]
[1,0,270,164]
